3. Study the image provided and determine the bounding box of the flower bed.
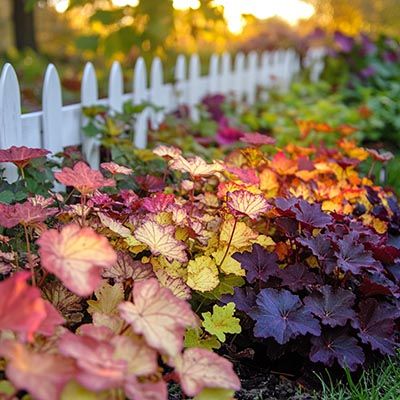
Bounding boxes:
[0,119,399,399]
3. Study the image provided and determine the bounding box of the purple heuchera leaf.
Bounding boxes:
[310,328,365,371]
[293,200,333,229]
[298,234,336,273]
[352,299,400,356]
[277,263,319,291]
[249,288,321,345]
[335,232,381,275]
[201,94,225,122]
[232,244,279,283]
[221,287,256,313]
[334,31,355,53]
[304,286,356,327]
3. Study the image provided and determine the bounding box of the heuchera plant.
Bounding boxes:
[0,122,399,399]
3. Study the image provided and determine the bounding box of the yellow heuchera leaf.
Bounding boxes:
[154,212,173,225]
[252,235,275,248]
[212,248,244,276]
[124,236,147,254]
[87,282,124,316]
[187,256,219,292]
[362,215,387,234]
[194,388,235,400]
[202,303,241,342]
[151,256,187,279]
[220,217,258,249]
[322,200,341,213]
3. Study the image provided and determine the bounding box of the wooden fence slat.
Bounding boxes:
[188,54,201,121]
[245,51,258,105]
[133,57,149,149]
[149,57,165,128]
[220,52,232,95]
[42,64,64,154]
[108,61,124,113]
[208,53,220,94]
[174,54,187,106]
[0,63,22,149]
[81,62,100,168]
[233,52,245,102]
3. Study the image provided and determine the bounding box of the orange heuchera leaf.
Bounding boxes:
[169,155,224,178]
[118,278,198,357]
[174,348,241,397]
[134,220,188,263]
[0,146,50,168]
[227,190,270,219]
[0,340,76,400]
[270,152,298,175]
[55,161,115,195]
[38,224,117,297]
[0,272,47,340]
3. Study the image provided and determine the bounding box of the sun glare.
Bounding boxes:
[52,0,315,34]
[213,0,315,34]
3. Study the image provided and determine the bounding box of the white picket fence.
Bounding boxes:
[0,48,325,169]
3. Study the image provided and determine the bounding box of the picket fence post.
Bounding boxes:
[0,63,21,180]
[188,54,201,122]
[208,54,220,94]
[42,64,64,154]
[174,54,187,106]
[150,57,165,128]
[81,62,100,168]
[220,52,232,96]
[246,51,258,105]
[109,61,124,113]
[133,57,148,149]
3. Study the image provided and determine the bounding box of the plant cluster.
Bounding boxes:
[0,127,399,399]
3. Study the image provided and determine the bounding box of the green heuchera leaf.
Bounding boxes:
[0,380,15,395]
[184,327,221,350]
[201,275,245,300]
[202,303,241,342]
[194,388,235,400]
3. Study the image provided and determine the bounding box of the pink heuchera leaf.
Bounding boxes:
[134,220,188,263]
[0,204,22,228]
[0,202,57,229]
[226,166,260,185]
[142,193,175,213]
[0,146,50,168]
[101,162,133,175]
[174,348,241,397]
[240,132,276,146]
[0,340,76,400]
[58,329,126,391]
[125,377,167,400]
[227,190,270,219]
[0,272,47,340]
[36,301,65,337]
[38,224,117,296]
[118,278,198,357]
[55,161,115,195]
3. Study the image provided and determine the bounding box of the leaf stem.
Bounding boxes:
[217,217,237,269]
[23,224,36,286]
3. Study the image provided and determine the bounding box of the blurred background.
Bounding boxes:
[1,0,399,109]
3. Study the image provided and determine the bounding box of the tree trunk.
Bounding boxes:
[12,0,37,51]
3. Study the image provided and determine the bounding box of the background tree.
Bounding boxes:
[12,0,38,51]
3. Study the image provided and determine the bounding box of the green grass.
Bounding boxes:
[313,354,400,400]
